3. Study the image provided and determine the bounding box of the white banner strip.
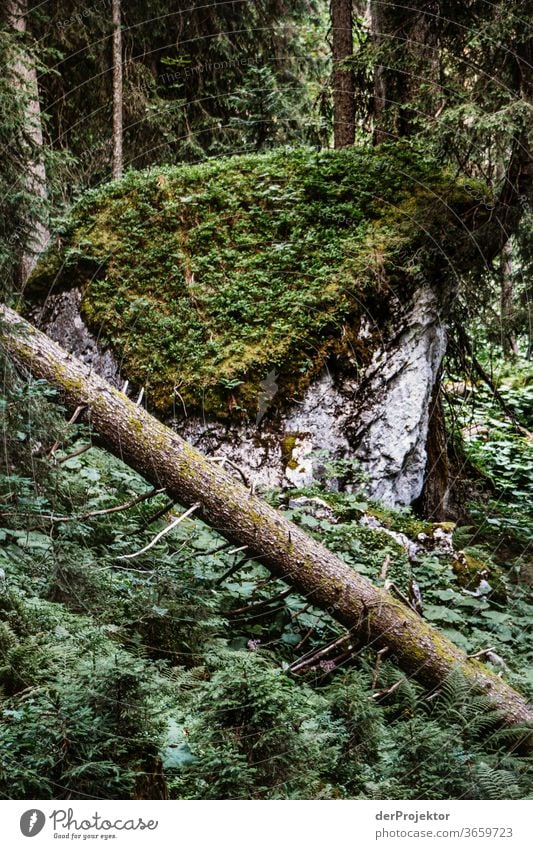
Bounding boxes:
[1,799,531,849]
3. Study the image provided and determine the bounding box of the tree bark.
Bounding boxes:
[500,241,518,360]
[112,0,123,180]
[5,0,50,283]
[371,0,440,144]
[420,371,449,521]
[1,304,531,736]
[331,0,355,148]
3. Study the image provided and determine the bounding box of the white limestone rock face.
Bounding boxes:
[148,291,445,504]
[176,369,355,491]
[32,283,446,506]
[350,286,447,505]
[28,289,121,386]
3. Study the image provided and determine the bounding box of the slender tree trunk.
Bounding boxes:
[500,241,518,359]
[112,0,123,180]
[5,0,50,282]
[1,304,531,737]
[331,0,355,148]
[421,370,449,521]
[371,1,440,144]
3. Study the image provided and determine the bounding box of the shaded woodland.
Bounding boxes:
[0,0,531,800]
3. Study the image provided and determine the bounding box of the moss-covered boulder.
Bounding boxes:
[26,143,487,420]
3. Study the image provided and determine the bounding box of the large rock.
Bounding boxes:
[24,145,487,505]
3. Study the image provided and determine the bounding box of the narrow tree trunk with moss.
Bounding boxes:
[331,0,355,148]
[1,304,531,737]
[112,0,123,180]
[5,0,50,282]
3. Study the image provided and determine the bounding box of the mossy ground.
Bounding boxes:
[26,143,488,418]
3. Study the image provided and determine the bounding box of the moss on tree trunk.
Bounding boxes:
[1,303,531,739]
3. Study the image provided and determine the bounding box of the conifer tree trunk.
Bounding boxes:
[331,0,355,148]
[5,0,50,282]
[371,0,440,144]
[1,303,531,737]
[112,0,123,180]
[500,241,518,359]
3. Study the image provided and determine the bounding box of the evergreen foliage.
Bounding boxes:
[0,0,531,805]
[27,0,328,192]
[0,368,531,799]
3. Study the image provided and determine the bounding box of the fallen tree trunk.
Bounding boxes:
[1,303,532,734]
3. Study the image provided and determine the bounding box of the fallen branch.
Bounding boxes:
[227,587,292,617]
[289,633,352,674]
[55,443,92,464]
[1,304,531,736]
[51,487,165,523]
[117,502,200,560]
[48,404,87,455]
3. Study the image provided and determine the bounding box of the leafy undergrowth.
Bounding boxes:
[25,142,488,417]
[445,357,532,578]
[1,369,531,800]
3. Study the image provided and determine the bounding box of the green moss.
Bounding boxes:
[366,504,432,538]
[281,434,303,471]
[452,552,508,603]
[26,143,489,418]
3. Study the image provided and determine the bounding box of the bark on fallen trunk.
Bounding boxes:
[1,304,531,735]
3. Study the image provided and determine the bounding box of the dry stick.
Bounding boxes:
[48,404,87,455]
[379,554,391,581]
[386,580,419,615]
[371,677,405,700]
[290,630,348,669]
[210,456,250,487]
[117,502,200,560]
[227,545,249,557]
[294,624,317,652]
[227,587,292,617]
[137,498,176,529]
[371,645,390,689]
[468,647,497,659]
[290,601,313,621]
[55,443,93,464]
[289,633,352,674]
[50,487,165,523]
[2,304,531,734]
[215,552,251,586]
[294,618,326,652]
[178,541,236,564]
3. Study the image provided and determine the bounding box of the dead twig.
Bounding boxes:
[467,646,496,659]
[49,405,88,455]
[215,552,250,586]
[379,554,391,581]
[371,645,390,689]
[227,587,292,617]
[371,677,405,700]
[50,487,165,523]
[210,456,250,487]
[55,443,93,464]
[289,633,352,674]
[117,502,201,560]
